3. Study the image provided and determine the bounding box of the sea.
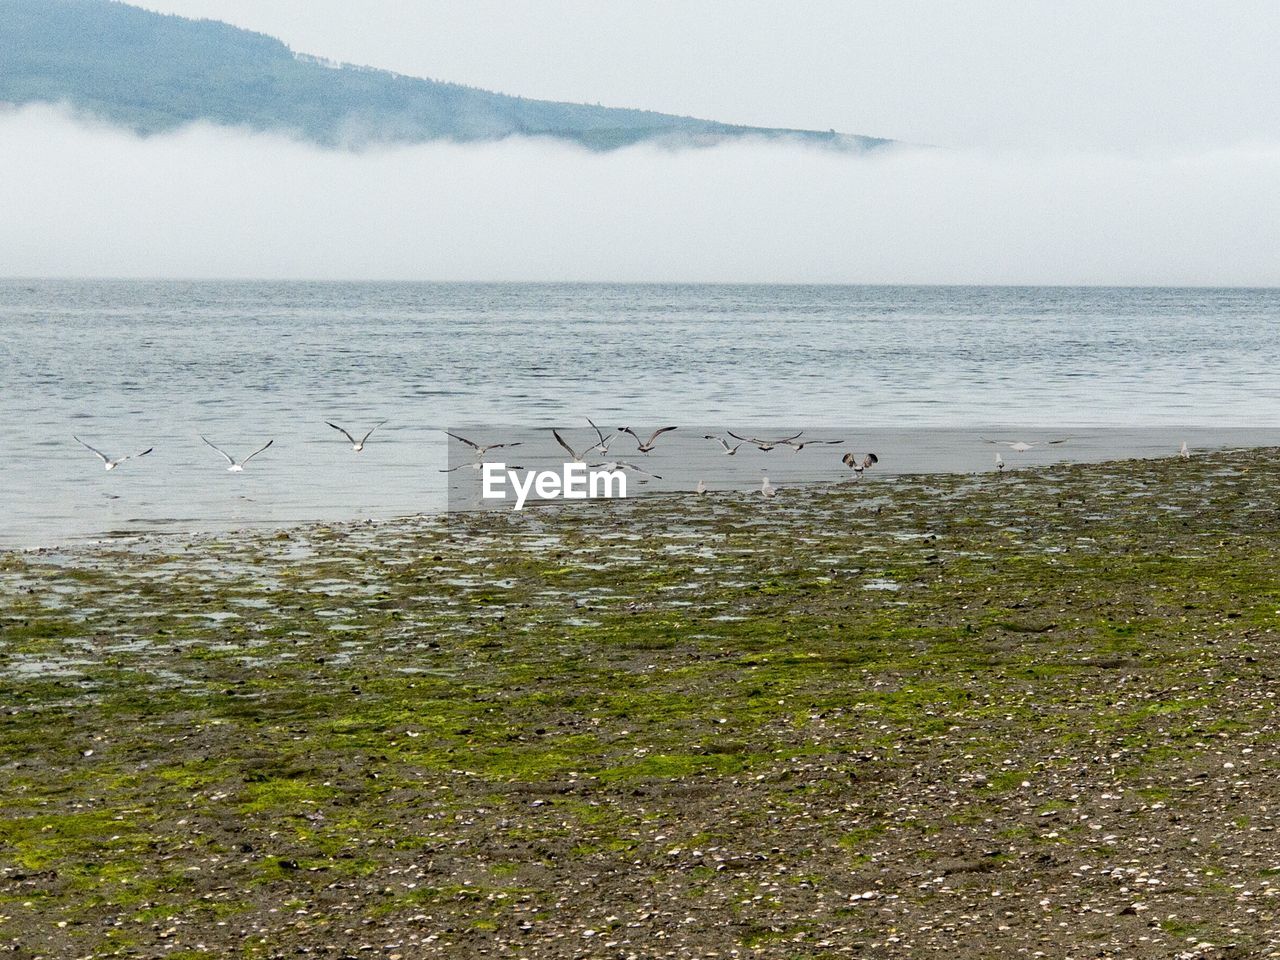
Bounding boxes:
[1,281,1277,547]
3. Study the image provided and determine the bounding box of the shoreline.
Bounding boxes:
[3,449,1280,956]
[7,428,1278,554]
[2,441,1262,557]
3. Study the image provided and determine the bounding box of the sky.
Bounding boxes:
[2,1,1279,283]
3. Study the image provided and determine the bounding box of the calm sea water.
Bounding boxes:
[1,281,1277,546]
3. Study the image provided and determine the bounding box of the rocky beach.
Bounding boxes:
[2,450,1279,958]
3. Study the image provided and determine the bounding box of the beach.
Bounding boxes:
[2,449,1278,958]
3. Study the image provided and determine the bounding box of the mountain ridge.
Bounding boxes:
[0,0,894,151]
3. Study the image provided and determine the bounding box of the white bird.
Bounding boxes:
[586,417,614,454]
[842,451,879,478]
[201,436,274,472]
[1179,440,1191,460]
[995,452,1005,473]
[729,430,803,452]
[441,459,524,474]
[980,437,1072,453]
[73,436,153,471]
[553,427,609,462]
[618,425,678,453]
[703,435,743,455]
[782,437,844,453]
[589,459,661,479]
[760,473,777,499]
[440,431,522,472]
[326,420,386,452]
[445,431,521,458]
[696,480,707,495]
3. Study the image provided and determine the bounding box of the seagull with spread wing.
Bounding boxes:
[326,420,386,452]
[703,435,743,455]
[589,459,662,479]
[728,430,803,452]
[201,436,274,472]
[73,436,153,471]
[553,426,611,462]
[440,431,522,472]
[586,417,614,455]
[618,425,677,453]
[842,451,879,478]
[980,437,1073,452]
[782,437,844,453]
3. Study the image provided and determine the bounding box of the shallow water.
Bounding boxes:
[2,281,1277,546]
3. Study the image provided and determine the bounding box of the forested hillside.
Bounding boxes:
[0,0,892,151]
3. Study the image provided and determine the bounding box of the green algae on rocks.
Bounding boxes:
[2,450,1279,958]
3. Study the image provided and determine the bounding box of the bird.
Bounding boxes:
[445,431,521,458]
[703,435,743,455]
[618,426,678,453]
[842,451,879,478]
[326,420,386,452]
[440,459,524,473]
[201,436,274,472]
[553,427,609,463]
[995,452,1005,473]
[586,418,614,454]
[980,437,1072,453]
[728,431,804,452]
[1179,440,1191,460]
[696,480,707,495]
[73,436,153,471]
[760,473,777,498]
[440,431,522,471]
[589,459,661,480]
[782,437,844,453]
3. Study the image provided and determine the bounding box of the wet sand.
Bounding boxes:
[2,450,1279,958]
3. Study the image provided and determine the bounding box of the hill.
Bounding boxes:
[0,0,893,151]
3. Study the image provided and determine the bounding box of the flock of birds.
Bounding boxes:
[441,421,883,499]
[70,419,874,499]
[65,419,1186,502]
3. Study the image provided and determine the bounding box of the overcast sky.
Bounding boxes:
[135,0,1280,150]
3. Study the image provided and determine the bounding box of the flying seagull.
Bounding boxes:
[445,431,521,457]
[326,420,386,452]
[586,417,614,455]
[553,427,610,463]
[73,436,153,471]
[618,425,678,453]
[782,437,845,453]
[440,432,522,472]
[440,459,526,473]
[842,451,879,478]
[728,430,804,452]
[703,435,743,455]
[590,459,662,479]
[980,437,1072,453]
[201,436,274,472]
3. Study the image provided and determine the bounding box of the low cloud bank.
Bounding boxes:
[2,106,1278,285]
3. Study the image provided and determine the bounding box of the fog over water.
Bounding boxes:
[2,107,1278,285]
